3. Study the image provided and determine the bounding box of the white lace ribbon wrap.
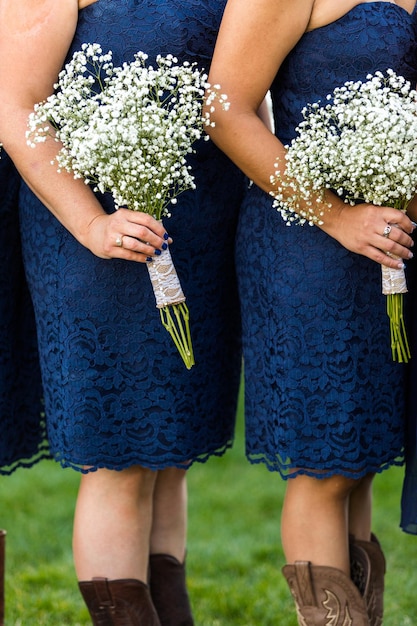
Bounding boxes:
[147,247,186,308]
[381,265,408,295]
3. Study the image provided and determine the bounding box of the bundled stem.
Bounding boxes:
[387,293,410,363]
[381,207,410,363]
[160,303,194,370]
[147,246,194,369]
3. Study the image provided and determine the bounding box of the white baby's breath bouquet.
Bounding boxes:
[271,70,417,362]
[27,43,227,369]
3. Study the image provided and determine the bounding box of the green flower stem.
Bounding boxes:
[160,302,195,370]
[387,293,410,363]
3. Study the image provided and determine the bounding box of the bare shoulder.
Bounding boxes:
[219,0,315,54]
[0,0,79,104]
[308,0,416,31]
[0,0,78,28]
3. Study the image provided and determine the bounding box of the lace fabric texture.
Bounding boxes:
[0,153,49,475]
[237,3,417,478]
[381,265,408,295]
[147,249,186,308]
[17,0,244,472]
[402,229,417,533]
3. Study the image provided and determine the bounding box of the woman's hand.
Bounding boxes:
[84,209,171,263]
[322,201,415,269]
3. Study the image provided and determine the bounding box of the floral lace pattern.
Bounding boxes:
[237,3,417,478]
[0,153,48,475]
[18,0,244,472]
[402,218,417,533]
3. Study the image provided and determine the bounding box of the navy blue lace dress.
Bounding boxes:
[402,222,417,533]
[402,262,417,533]
[237,3,417,478]
[0,152,47,474]
[18,0,244,472]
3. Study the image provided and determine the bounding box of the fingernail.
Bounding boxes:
[162,242,168,250]
[411,221,417,228]
[408,251,414,259]
[155,249,162,256]
[146,257,153,263]
[163,232,169,240]
[398,262,406,269]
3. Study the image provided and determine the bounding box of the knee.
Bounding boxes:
[121,465,159,499]
[157,466,187,486]
[319,474,360,501]
[288,473,361,502]
[80,465,158,501]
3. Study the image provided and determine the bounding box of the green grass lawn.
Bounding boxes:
[1,389,417,625]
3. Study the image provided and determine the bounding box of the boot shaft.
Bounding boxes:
[283,561,370,626]
[79,577,161,626]
[149,553,194,626]
[350,534,385,626]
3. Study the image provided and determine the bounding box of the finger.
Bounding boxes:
[382,222,415,239]
[371,247,407,269]
[378,229,414,259]
[92,211,172,261]
[393,214,416,235]
[118,233,168,258]
[129,225,169,250]
[385,223,414,247]
[116,220,170,251]
[121,209,171,242]
[382,209,415,234]
[380,240,413,261]
[111,237,157,263]
[114,248,154,264]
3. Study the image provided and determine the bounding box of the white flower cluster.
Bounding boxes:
[27,43,227,219]
[271,70,417,225]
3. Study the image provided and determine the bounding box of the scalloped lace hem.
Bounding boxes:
[246,453,404,480]
[0,444,51,476]
[49,439,235,474]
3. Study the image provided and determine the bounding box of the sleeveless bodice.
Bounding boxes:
[273,3,417,145]
[237,3,417,477]
[73,0,225,66]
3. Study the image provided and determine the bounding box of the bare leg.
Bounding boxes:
[281,473,360,574]
[348,474,386,626]
[73,465,158,582]
[149,468,194,626]
[150,467,187,562]
[349,473,374,541]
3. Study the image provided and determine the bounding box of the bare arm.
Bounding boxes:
[206,0,414,268]
[78,0,98,8]
[0,0,167,261]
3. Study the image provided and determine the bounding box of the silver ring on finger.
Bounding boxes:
[115,235,124,247]
[383,224,392,238]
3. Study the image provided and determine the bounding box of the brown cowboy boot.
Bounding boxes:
[79,577,161,626]
[149,554,194,626]
[350,534,386,626]
[282,561,370,625]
